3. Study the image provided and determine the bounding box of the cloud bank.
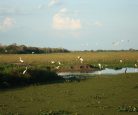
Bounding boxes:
[52,8,81,30]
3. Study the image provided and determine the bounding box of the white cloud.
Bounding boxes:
[0,17,15,31]
[48,0,59,7]
[52,8,81,30]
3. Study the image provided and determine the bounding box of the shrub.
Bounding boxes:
[0,65,64,88]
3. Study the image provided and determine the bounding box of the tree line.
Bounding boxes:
[0,43,70,54]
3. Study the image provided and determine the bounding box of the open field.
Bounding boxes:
[0,52,138,70]
[0,73,138,115]
[0,52,138,114]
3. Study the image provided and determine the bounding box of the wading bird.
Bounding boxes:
[19,57,24,63]
[23,67,27,74]
[55,66,60,69]
[77,56,83,63]
[79,57,83,63]
[98,63,102,69]
[135,64,137,68]
[51,61,55,64]
[58,61,61,65]
[125,68,127,74]
[120,60,123,63]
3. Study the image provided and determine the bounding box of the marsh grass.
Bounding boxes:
[0,52,138,69]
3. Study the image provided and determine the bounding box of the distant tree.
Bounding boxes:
[0,43,70,54]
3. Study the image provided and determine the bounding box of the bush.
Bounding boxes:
[28,68,63,84]
[0,65,64,88]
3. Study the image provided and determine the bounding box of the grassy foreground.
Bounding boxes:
[0,73,138,115]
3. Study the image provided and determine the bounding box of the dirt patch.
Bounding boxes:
[56,64,99,72]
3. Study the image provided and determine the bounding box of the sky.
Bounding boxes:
[0,0,138,50]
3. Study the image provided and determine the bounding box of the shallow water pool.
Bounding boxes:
[58,68,138,77]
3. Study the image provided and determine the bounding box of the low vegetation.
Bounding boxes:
[0,73,138,115]
[0,64,64,88]
[0,51,138,114]
[0,51,138,70]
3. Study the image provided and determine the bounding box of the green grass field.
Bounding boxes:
[0,73,138,115]
[0,52,138,115]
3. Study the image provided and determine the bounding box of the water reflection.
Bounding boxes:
[58,68,138,76]
[92,68,138,75]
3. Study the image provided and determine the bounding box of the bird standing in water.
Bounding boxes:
[125,68,127,74]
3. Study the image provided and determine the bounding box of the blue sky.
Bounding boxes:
[0,0,138,50]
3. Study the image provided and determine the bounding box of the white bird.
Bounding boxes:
[77,56,81,59]
[77,56,83,63]
[19,57,24,63]
[58,61,61,65]
[98,63,102,69]
[51,61,55,64]
[120,60,123,63]
[135,64,137,68]
[79,57,83,63]
[23,67,27,74]
[55,66,60,69]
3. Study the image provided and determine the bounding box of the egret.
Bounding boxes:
[58,61,61,65]
[77,56,81,59]
[135,64,137,68]
[19,57,24,63]
[77,56,83,63]
[79,57,83,63]
[51,61,55,64]
[98,63,102,69]
[120,60,123,63]
[23,67,27,74]
[55,66,60,69]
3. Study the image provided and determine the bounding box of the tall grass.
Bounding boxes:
[0,52,138,68]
